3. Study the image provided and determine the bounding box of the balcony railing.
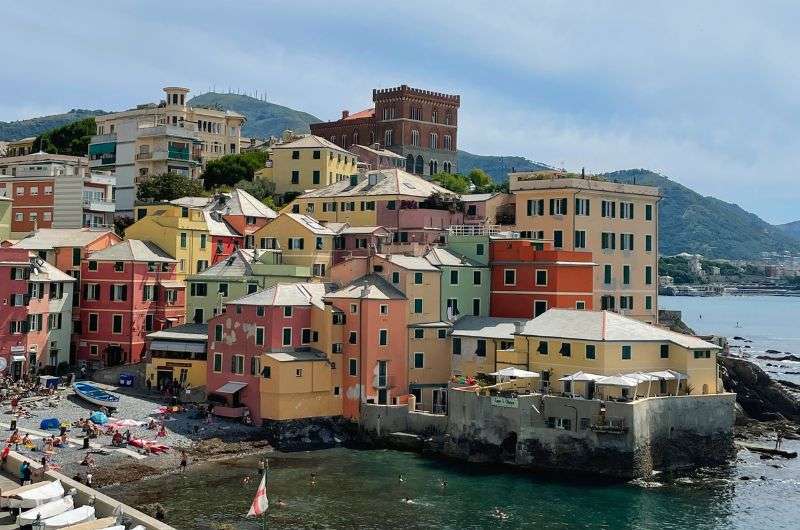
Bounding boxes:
[135,152,153,160]
[83,199,116,213]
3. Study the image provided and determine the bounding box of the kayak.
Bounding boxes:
[43,505,95,529]
[72,382,120,408]
[17,495,74,526]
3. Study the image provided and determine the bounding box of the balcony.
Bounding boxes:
[137,123,199,139]
[83,199,116,213]
[85,172,115,186]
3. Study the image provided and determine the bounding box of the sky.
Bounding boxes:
[1,1,798,223]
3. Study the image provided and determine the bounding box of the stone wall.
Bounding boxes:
[91,361,146,388]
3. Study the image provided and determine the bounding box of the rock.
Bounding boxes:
[739,476,751,480]
[718,356,800,422]
[760,475,767,480]
[766,349,782,354]
[733,336,747,341]
[759,454,774,460]
[756,354,800,362]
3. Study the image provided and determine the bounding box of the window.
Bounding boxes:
[620,233,634,251]
[180,232,187,248]
[549,198,567,215]
[447,298,459,316]
[288,238,304,249]
[476,339,487,357]
[585,344,596,359]
[414,329,424,339]
[574,230,586,249]
[450,270,459,285]
[575,198,590,216]
[694,350,712,359]
[231,355,245,374]
[110,284,127,301]
[504,269,516,286]
[645,296,653,310]
[601,295,615,310]
[470,270,482,286]
[292,150,300,160]
[380,304,388,315]
[142,284,156,301]
[553,230,563,248]
[114,261,124,272]
[256,306,265,317]
[537,341,548,355]
[72,248,81,266]
[214,324,223,342]
[112,314,123,334]
[604,265,612,285]
[620,202,634,219]
[411,130,420,147]
[645,204,653,221]
[84,283,100,301]
[472,298,481,316]
[414,352,424,369]
[623,265,631,285]
[534,300,548,317]
[313,170,320,185]
[250,357,261,376]
[302,328,311,344]
[476,243,485,256]
[313,150,320,159]
[196,260,208,273]
[438,329,447,339]
[621,345,632,360]
[348,331,358,344]
[296,368,303,378]
[413,298,423,313]
[526,199,544,216]
[190,282,208,297]
[291,170,299,184]
[213,353,223,372]
[601,200,616,218]
[379,329,388,346]
[452,337,462,355]
[281,327,291,346]
[601,232,616,250]
[645,235,653,252]
[560,342,571,357]
[333,312,345,325]
[332,343,343,353]
[88,313,99,332]
[414,272,423,284]
[576,300,586,310]
[349,358,358,376]
[660,344,670,358]
[620,295,634,309]
[283,306,293,318]
[645,266,653,285]
[535,269,548,286]
[350,303,358,314]
[384,129,393,146]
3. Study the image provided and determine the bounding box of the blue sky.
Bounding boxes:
[2,1,797,223]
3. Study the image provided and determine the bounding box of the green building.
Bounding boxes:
[424,247,490,320]
[186,249,311,323]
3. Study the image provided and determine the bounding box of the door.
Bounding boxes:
[433,388,448,414]
[377,389,388,405]
[157,368,174,391]
[534,300,548,318]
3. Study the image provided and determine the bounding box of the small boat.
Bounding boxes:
[72,382,120,408]
[18,495,74,526]
[6,480,65,509]
[43,505,95,529]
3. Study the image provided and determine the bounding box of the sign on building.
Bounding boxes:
[490,396,519,408]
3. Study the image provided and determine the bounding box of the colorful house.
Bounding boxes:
[145,323,208,390]
[252,213,337,278]
[205,189,277,249]
[461,193,515,226]
[255,134,358,198]
[497,309,721,398]
[186,248,311,324]
[348,143,405,171]
[0,248,35,379]
[287,168,463,245]
[424,247,489,320]
[0,197,11,241]
[450,316,523,380]
[407,321,452,412]
[489,237,595,319]
[78,240,185,367]
[11,228,122,278]
[330,225,391,266]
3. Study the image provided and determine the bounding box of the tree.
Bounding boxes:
[233,178,278,209]
[137,172,206,202]
[467,169,492,191]
[33,118,96,156]
[201,151,268,189]
[431,172,471,194]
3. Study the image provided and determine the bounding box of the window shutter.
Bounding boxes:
[22,320,30,333]
[586,199,590,216]
[122,285,128,301]
[9,269,14,280]
[549,198,555,215]
[527,200,533,216]
[23,294,30,306]
[561,198,567,214]
[630,204,634,219]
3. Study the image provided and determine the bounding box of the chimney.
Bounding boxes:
[514,321,524,335]
[341,110,349,119]
[371,142,381,151]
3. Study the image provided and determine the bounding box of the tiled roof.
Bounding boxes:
[377,253,440,272]
[326,274,406,300]
[231,282,332,308]
[12,228,117,250]
[343,108,375,120]
[517,309,720,349]
[213,189,277,219]
[267,349,328,362]
[285,213,337,235]
[146,323,208,341]
[29,257,75,283]
[351,143,404,159]
[424,248,481,267]
[272,134,351,155]
[88,240,175,263]
[451,316,524,340]
[461,193,496,202]
[170,197,214,208]
[202,211,240,237]
[339,226,390,235]
[192,249,268,278]
[298,168,456,199]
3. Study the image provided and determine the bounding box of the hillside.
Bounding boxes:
[0,109,106,141]
[776,220,800,240]
[605,169,800,259]
[187,92,322,138]
[456,151,550,182]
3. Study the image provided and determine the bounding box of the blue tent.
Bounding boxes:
[89,411,108,425]
[39,418,60,430]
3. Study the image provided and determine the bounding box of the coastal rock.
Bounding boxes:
[718,356,800,422]
[756,354,800,362]
[262,417,348,451]
[765,349,782,354]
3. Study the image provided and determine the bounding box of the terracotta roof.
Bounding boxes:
[272,134,351,156]
[344,108,375,120]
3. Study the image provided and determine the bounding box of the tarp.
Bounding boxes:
[596,375,639,387]
[215,381,248,394]
[39,418,60,430]
[647,369,688,380]
[89,411,108,425]
[623,372,661,382]
[558,371,604,382]
[489,367,540,378]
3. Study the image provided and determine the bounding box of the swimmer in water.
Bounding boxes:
[310,472,317,486]
[276,499,287,508]
[493,507,509,520]
[401,497,414,504]
[398,473,405,483]
[439,477,447,489]
[241,475,251,485]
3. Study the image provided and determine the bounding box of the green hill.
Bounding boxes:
[604,169,800,259]
[776,220,800,240]
[457,151,550,182]
[0,109,106,141]
[187,92,322,138]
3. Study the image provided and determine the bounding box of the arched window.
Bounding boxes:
[369,131,375,144]
[443,135,452,150]
[341,135,347,147]
[415,155,424,175]
[330,136,336,143]
[353,131,359,145]
[445,112,452,125]
[434,161,439,174]
[384,129,393,147]
[411,130,420,147]
[429,132,437,149]
[429,160,435,175]
[406,154,415,173]
[432,109,438,123]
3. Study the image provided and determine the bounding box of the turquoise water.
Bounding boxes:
[104,295,800,529]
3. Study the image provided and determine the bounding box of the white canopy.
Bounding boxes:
[489,367,540,379]
[623,372,661,382]
[647,369,688,380]
[596,375,639,387]
[559,371,604,382]
[8,481,64,509]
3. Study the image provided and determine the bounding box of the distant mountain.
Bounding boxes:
[776,220,800,241]
[457,151,550,182]
[187,92,322,138]
[0,109,107,141]
[605,169,800,259]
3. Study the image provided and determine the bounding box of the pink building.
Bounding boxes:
[78,240,185,368]
[0,248,32,378]
[330,225,391,265]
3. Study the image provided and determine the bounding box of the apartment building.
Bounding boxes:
[0,197,10,241]
[252,213,337,279]
[78,240,185,367]
[450,316,523,380]
[510,171,661,322]
[4,137,36,158]
[145,323,208,390]
[348,143,405,171]
[256,134,358,198]
[89,86,245,216]
[0,153,116,237]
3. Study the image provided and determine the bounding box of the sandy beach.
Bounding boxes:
[2,382,272,487]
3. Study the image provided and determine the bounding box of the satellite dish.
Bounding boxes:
[0,357,7,372]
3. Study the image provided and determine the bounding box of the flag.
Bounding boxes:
[247,473,269,517]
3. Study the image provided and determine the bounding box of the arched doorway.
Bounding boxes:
[429,160,435,175]
[406,154,414,173]
[415,155,424,175]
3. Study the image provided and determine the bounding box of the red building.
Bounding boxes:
[310,85,460,177]
[489,238,595,319]
[0,248,32,378]
[78,240,185,367]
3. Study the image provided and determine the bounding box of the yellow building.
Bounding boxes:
[450,316,523,379]
[259,350,342,420]
[252,212,336,278]
[371,254,441,325]
[125,199,213,280]
[0,196,11,241]
[145,323,208,390]
[408,321,451,412]
[5,137,36,157]
[497,309,721,399]
[256,134,358,197]
[510,171,662,323]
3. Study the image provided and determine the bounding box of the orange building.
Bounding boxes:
[489,237,595,319]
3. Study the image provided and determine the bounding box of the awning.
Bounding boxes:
[215,381,247,394]
[88,142,116,155]
[596,375,639,387]
[559,371,604,382]
[12,355,25,362]
[647,370,688,380]
[159,280,185,289]
[489,367,540,378]
[149,340,206,353]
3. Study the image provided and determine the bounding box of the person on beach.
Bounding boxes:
[775,430,784,450]
[157,423,167,438]
[80,452,95,467]
[20,460,31,485]
[277,499,287,508]
[180,450,188,472]
[1,443,10,466]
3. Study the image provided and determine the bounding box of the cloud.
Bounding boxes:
[1,1,798,222]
